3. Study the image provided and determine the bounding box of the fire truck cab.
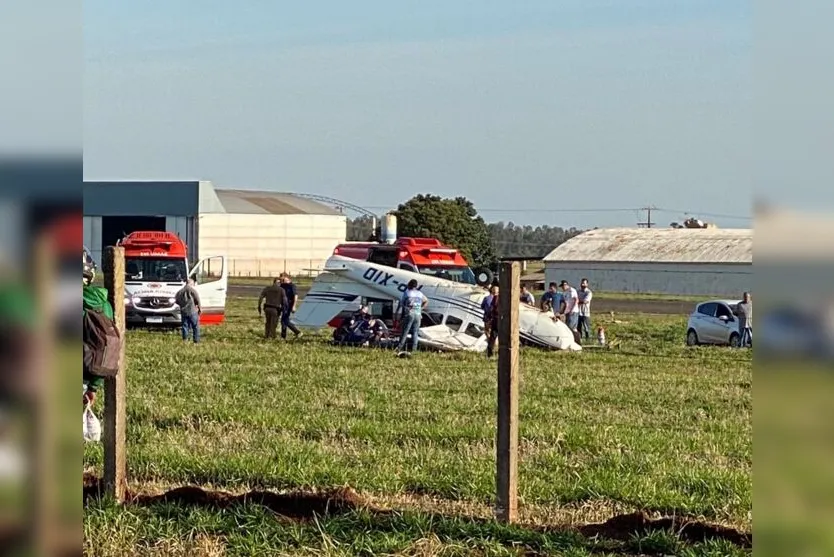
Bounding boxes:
[119,231,228,327]
[333,237,493,287]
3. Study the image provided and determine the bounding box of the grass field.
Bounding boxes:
[83,296,752,556]
[226,275,707,304]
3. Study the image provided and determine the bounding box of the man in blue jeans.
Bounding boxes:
[175,278,202,343]
[736,291,752,348]
[279,273,303,340]
[396,279,428,356]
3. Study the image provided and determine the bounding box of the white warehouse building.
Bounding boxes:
[83,180,347,276]
[542,227,753,297]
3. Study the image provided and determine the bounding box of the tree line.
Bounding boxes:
[345,195,584,268]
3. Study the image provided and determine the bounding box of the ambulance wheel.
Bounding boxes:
[475,268,494,287]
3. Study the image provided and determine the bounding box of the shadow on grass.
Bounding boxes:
[83,474,751,553]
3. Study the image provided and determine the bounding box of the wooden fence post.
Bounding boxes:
[102,246,127,502]
[32,231,55,556]
[496,261,520,523]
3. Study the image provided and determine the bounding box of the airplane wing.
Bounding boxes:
[418,325,487,352]
[518,308,583,351]
[295,270,395,328]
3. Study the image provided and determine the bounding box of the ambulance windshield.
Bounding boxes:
[125,257,188,283]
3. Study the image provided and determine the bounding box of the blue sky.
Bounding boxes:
[84,1,754,228]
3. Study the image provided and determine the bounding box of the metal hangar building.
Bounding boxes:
[542,227,753,297]
[83,180,347,276]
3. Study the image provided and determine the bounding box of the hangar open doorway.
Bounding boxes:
[101,216,166,251]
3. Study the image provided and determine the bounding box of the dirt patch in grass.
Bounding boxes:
[84,473,364,519]
[83,474,750,548]
[575,511,752,548]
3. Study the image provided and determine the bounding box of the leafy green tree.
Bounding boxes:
[486,222,584,258]
[393,195,497,268]
[346,215,376,241]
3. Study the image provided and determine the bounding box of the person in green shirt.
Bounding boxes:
[0,282,37,402]
[82,248,113,406]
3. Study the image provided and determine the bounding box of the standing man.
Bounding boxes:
[540,282,560,315]
[481,285,499,353]
[559,280,580,331]
[481,285,498,328]
[396,279,428,356]
[175,278,202,343]
[82,248,112,405]
[258,278,288,339]
[486,289,500,358]
[736,291,752,348]
[577,277,593,341]
[279,273,303,340]
[520,284,535,306]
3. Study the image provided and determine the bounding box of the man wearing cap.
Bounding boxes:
[258,278,288,339]
[559,279,580,331]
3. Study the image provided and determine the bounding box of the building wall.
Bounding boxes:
[84,181,200,216]
[544,262,753,297]
[83,216,103,265]
[197,213,347,276]
[165,216,198,262]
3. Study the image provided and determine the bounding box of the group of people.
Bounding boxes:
[540,278,595,340]
[257,273,304,340]
[479,277,596,355]
[333,305,391,347]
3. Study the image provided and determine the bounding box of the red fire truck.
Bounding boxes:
[332,237,493,287]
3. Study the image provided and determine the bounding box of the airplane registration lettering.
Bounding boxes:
[363,268,395,287]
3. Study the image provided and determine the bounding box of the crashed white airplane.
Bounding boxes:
[294,255,582,353]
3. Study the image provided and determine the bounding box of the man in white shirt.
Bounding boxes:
[520,285,535,306]
[577,277,593,341]
[396,279,429,356]
[559,280,580,331]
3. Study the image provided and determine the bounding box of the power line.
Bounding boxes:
[359,205,752,221]
[654,208,753,221]
[363,206,638,214]
[637,206,656,229]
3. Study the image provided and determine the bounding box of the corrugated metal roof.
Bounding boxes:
[215,189,340,215]
[543,227,752,264]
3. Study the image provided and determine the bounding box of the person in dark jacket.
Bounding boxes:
[279,273,303,340]
[486,291,500,358]
[258,278,288,339]
[82,248,112,405]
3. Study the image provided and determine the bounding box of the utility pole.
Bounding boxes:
[637,206,656,228]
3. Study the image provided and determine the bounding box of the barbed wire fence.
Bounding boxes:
[88,256,752,525]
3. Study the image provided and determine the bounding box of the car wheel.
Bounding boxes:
[729,333,740,348]
[686,329,699,346]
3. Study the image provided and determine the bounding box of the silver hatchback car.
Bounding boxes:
[686,299,744,347]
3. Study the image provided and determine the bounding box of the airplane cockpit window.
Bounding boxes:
[425,312,445,326]
[464,323,484,338]
[445,315,463,331]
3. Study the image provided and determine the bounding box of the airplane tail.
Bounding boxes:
[295,271,378,328]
